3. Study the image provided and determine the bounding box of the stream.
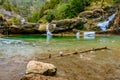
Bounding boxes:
[0,35,120,80]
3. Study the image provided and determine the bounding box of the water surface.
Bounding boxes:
[0,35,120,80]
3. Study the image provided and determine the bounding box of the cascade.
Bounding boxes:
[97,14,116,31]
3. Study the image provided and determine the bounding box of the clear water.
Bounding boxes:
[0,35,120,57]
[0,35,120,80]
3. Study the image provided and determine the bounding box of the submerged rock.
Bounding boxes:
[26,60,57,76]
[20,73,68,80]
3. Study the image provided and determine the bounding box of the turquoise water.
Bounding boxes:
[0,35,120,57]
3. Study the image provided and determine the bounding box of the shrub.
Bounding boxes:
[27,12,40,23]
[3,1,12,11]
[46,12,55,22]
[12,17,20,24]
[45,0,61,9]
[54,0,84,20]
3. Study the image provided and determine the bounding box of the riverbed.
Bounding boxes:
[0,35,120,80]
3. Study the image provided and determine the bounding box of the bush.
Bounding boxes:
[54,0,84,20]
[46,12,55,22]
[69,0,84,15]
[54,3,70,19]
[3,1,12,11]
[76,23,84,30]
[12,17,20,24]
[114,0,120,3]
[27,12,40,23]
[45,0,61,9]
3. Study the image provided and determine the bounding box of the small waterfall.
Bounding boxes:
[46,24,53,44]
[97,14,116,31]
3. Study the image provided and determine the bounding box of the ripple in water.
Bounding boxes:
[0,38,41,57]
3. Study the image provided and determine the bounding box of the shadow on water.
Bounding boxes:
[0,35,120,80]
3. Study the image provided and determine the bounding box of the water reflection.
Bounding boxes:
[46,34,52,44]
[76,32,80,40]
[84,32,95,39]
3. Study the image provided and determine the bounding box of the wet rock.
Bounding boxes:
[20,73,68,80]
[26,60,57,76]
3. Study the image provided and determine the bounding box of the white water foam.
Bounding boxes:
[97,14,116,31]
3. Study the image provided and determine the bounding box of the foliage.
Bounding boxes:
[54,3,70,19]
[69,0,84,15]
[3,1,12,11]
[45,0,61,9]
[46,11,55,22]
[27,12,40,23]
[0,0,5,5]
[76,23,84,30]
[113,0,120,3]
[12,17,20,24]
[54,0,84,20]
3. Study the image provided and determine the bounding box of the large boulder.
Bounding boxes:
[26,60,57,76]
[0,23,40,34]
[20,73,68,80]
[51,18,87,32]
[79,9,105,18]
[38,23,56,33]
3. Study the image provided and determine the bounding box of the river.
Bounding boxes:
[0,35,120,80]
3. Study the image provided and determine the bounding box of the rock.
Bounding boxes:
[0,22,40,34]
[79,11,93,18]
[38,23,56,32]
[20,73,68,80]
[79,9,105,18]
[110,11,120,33]
[51,18,86,32]
[26,60,57,76]
[84,21,100,31]
[104,6,117,14]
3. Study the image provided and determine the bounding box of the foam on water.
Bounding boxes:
[0,38,40,56]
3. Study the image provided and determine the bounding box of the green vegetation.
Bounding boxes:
[39,0,86,21]
[0,0,119,24]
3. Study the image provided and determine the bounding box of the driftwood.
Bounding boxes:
[39,47,109,60]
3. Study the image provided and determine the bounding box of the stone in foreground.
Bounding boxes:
[20,73,68,80]
[26,60,57,76]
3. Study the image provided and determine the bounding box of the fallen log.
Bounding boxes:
[39,47,109,60]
